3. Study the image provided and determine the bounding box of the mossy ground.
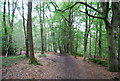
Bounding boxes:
[1,55,26,67]
[29,59,43,65]
[37,54,47,57]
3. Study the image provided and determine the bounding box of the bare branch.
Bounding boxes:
[17,8,27,21]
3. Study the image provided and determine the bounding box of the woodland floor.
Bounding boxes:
[2,52,120,79]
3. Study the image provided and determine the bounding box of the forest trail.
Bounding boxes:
[2,52,118,79]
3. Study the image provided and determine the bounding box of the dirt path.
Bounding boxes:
[2,52,119,79]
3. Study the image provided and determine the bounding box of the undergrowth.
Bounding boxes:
[69,53,83,57]
[88,58,108,67]
[1,55,26,67]
[77,53,83,57]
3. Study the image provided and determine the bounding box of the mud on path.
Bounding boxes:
[2,52,119,79]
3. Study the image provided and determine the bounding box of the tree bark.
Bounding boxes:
[39,2,44,54]
[84,3,88,60]
[2,0,8,56]
[111,2,120,71]
[68,8,73,54]
[89,32,91,56]
[7,0,17,56]
[27,0,37,64]
[100,2,118,72]
[104,19,118,72]
[95,24,98,57]
[118,23,120,71]
[99,21,102,58]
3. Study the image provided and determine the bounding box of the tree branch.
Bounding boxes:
[78,2,103,15]
[50,2,70,23]
[62,2,78,12]
[17,7,27,21]
[61,15,70,23]
[59,2,103,15]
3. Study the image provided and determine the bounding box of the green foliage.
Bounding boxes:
[69,53,74,56]
[1,55,26,67]
[38,54,47,57]
[89,58,108,67]
[69,53,83,57]
[77,53,83,57]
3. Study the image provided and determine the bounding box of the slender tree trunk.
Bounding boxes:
[52,30,57,52]
[84,3,88,60]
[41,2,44,54]
[44,33,46,52]
[39,2,44,54]
[58,41,62,53]
[89,32,91,56]
[8,0,10,26]
[22,0,29,57]
[68,8,73,54]
[95,24,98,57]
[99,21,102,58]
[3,0,8,56]
[6,0,10,56]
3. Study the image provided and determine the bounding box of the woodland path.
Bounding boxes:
[2,52,118,79]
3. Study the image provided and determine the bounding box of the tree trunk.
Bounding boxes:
[22,0,29,57]
[117,9,120,72]
[2,0,8,56]
[89,32,91,56]
[41,2,44,54]
[100,2,118,72]
[118,24,120,71]
[27,1,37,64]
[39,2,44,54]
[7,1,17,56]
[52,30,57,52]
[104,19,118,72]
[68,8,73,54]
[111,2,120,71]
[99,21,102,58]
[95,24,98,57]
[84,3,88,60]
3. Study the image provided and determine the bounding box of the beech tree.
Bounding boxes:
[27,0,38,64]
